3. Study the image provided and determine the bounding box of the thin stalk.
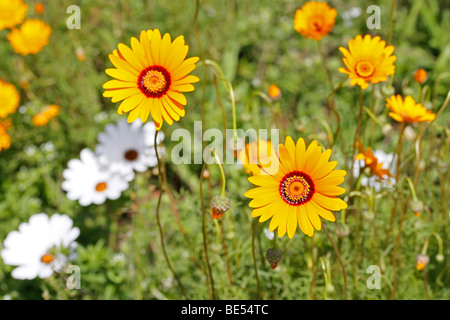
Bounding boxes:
[200,162,216,299]
[322,223,348,300]
[387,0,396,45]
[154,131,188,300]
[252,220,262,299]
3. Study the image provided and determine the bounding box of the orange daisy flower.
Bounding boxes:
[386,95,436,123]
[339,35,396,89]
[294,1,337,40]
[355,143,391,180]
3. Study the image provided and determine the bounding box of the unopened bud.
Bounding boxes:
[410,200,423,216]
[416,254,429,271]
[413,69,427,84]
[266,248,283,269]
[436,254,444,263]
[210,195,230,220]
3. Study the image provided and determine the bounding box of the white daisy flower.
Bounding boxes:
[62,148,130,206]
[96,119,164,178]
[1,213,80,280]
[353,149,397,192]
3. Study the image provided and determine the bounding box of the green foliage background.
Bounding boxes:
[0,0,449,300]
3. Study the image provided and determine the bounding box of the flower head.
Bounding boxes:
[1,213,80,280]
[268,84,281,100]
[0,120,12,151]
[294,1,337,40]
[210,195,231,220]
[96,119,164,178]
[7,19,51,55]
[0,80,20,119]
[386,95,435,123]
[355,143,392,180]
[416,254,429,271]
[413,69,427,84]
[339,35,396,89]
[353,148,396,191]
[0,0,28,31]
[245,137,347,238]
[103,29,199,130]
[237,140,277,175]
[34,2,45,15]
[62,148,130,206]
[266,248,284,269]
[32,105,59,127]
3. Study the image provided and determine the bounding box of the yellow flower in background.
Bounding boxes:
[294,1,337,41]
[0,80,20,119]
[0,120,12,151]
[0,0,28,31]
[237,140,277,174]
[386,95,436,123]
[355,143,391,180]
[7,19,51,55]
[103,29,199,130]
[32,105,59,127]
[339,35,396,90]
[268,84,281,100]
[245,137,347,238]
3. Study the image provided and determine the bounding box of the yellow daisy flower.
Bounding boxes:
[339,35,396,89]
[32,105,59,127]
[245,137,348,238]
[355,144,391,180]
[103,29,199,130]
[0,80,20,119]
[237,140,277,174]
[386,95,436,123]
[0,0,28,31]
[294,1,337,41]
[7,19,52,55]
[0,120,12,151]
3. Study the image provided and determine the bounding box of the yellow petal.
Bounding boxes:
[312,193,348,211]
[287,206,298,239]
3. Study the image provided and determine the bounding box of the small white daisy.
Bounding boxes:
[62,148,130,206]
[1,213,80,280]
[353,149,397,192]
[96,119,164,178]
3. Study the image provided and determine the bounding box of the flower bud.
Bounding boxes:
[410,200,423,216]
[266,248,283,269]
[210,195,230,220]
[268,84,281,101]
[414,69,427,84]
[416,254,429,270]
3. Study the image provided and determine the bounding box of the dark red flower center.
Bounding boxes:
[279,171,315,206]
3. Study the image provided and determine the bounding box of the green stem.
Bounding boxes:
[200,162,216,299]
[154,131,189,300]
[252,220,262,299]
[322,223,348,300]
[387,0,396,45]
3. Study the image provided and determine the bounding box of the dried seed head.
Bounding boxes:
[266,248,284,269]
[410,200,424,216]
[210,195,231,220]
